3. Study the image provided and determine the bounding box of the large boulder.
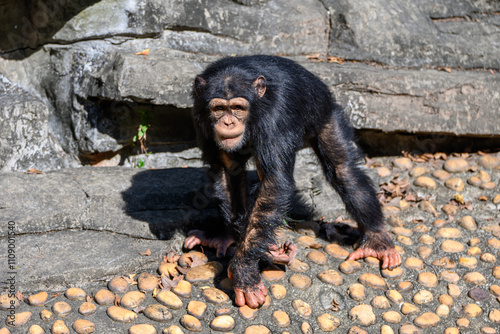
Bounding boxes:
[324,0,500,68]
[0,75,73,172]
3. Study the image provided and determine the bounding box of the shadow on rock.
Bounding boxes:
[122,167,220,241]
[122,167,313,242]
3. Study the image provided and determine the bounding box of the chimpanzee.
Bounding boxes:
[184,55,401,308]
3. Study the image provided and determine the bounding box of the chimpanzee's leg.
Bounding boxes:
[312,110,401,270]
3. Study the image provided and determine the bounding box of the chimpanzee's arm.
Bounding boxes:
[229,154,296,308]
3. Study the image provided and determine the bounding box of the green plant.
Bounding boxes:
[132,110,152,168]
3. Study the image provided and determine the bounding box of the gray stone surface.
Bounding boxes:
[0,75,73,172]
[323,0,500,68]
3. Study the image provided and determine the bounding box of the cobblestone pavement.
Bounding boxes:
[1,152,499,334]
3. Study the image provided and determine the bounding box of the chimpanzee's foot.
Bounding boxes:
[184,229,236,258]
[346,230,402,270]
[267,241,297,265]
[228,270,268,308]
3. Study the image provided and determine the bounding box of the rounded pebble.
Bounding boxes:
[433,170,450,180]
[143,304,172,322]
[448,284,461,298]
[94,289,115,305]
[380,324,395,334]
[306,250,327,264]
[324,243,349,259]
[40,309,54,322]
[5,311,32,327]
[413,290,433,304]
[401,302,420,315]
[479,155,500,168]
[186,300,207,319]
[269,284,287,299]
[348,283,366,301]
[463,272,487,285]
[292,299,312,318]
[108,277,129,294]
[210,315,235,331]
[386,290,404,303]
[349,304,376,326]
[272,310,290,328]
[463,303,483,318]
[339,260,362,274]
[28,292,48,307]
[418,272,438,288]
[65,288,86,301]
[180,314,202,332]
[72,319,96,334]
[445,177,465,191]
[51,320,70,334]
[244,325,271,334]
[137,273,159,292]
[404,257,424,270]
[288,259,310,272]
[414,312,440,328]
[414,176,437,190]
[172,280,192,298]
[436,228,461,238]
[162,325,183,334]
[410,166,430,177]
[358,273,387,290]
[381,267,403,279]
[78,302,97,316]
[317,313,340,331]
[28,325,44,334]
[261,266,286,281]
[489,309,500,323]
[393,157,413,170]
[121,291,146,309]
[436,304,450,318]
[129,324,156,334]
[444,158,469,173]
[202,287,229,305]
[399,324,421,334]
[0,294,20,311]
[52,302,71,317]
[440,240,465,253]
[106,306,138,323]
[440,271,460,283]
[156,290,183,309]
[238,305,258,320]
[382,310,401,323]
[317,270,343,285]
[458,216,477,230]
[378,167,392,177]
[371,295,391,309]
[185,261,223,284]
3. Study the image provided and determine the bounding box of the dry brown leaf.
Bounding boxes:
[25,168,43,174]
[15,291,24,300]
[478,196,488,201]
[136,48,150,56]
[139,249,152,256]
[114,295,121,306]
[327,56,345,64]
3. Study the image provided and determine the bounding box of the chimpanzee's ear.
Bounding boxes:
[194,76,207,97]
[253,76,266,98]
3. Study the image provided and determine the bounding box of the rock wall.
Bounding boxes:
[0,0,499,171]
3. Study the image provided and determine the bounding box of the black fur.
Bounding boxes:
[192,55,390,290]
